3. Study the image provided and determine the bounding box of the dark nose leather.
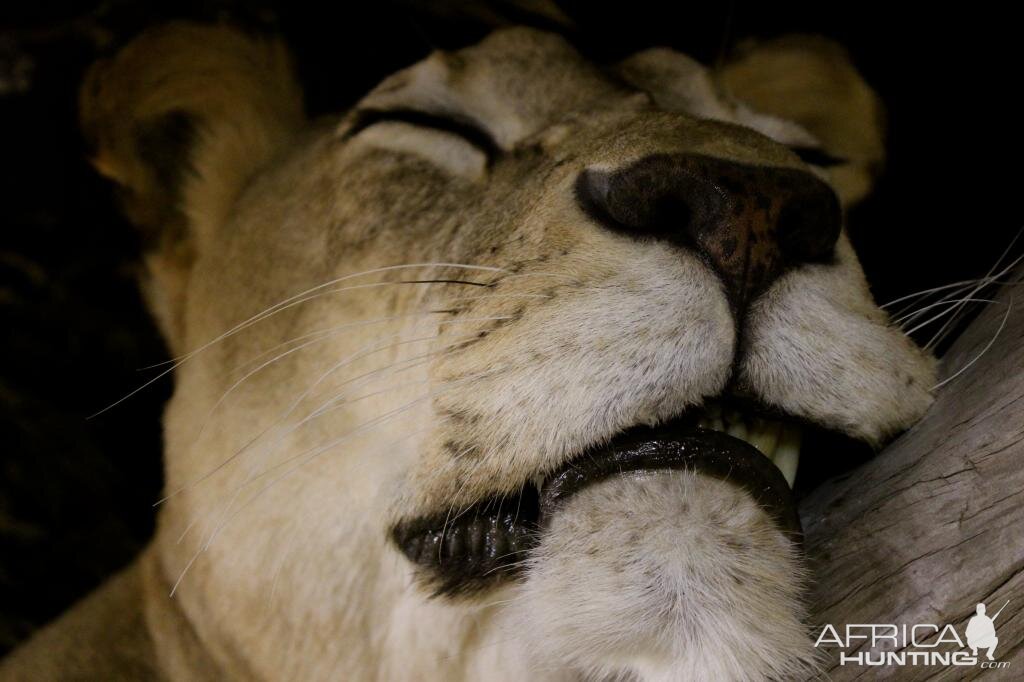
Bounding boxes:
[576,153,841,305]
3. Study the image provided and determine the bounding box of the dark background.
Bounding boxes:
[0,0,1019,654]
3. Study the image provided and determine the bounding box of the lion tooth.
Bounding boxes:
[533,473,545,495]
[748,419,781,459]
[726,420,748,441]
[773,425,801,488]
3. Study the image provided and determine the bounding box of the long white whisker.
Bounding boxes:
[197,287,559,380]
[168,549,202,597]
[882,229,1023,346]
[264,425,436,608]
[897,298,998,335]
[200,370,499,554]
[443,293,553,304]
[494,271,581,284]
[928,283,1019,351]
[306,375,438,422]
[120,268,582,418]
[168,263,506,363]
[161,331,436,506]
[159,318,504,505]
[882,275,1010,310]
[224,294,451,377]
[437,456,481,563]
[890,279,986,322]
[932,297,1013,390]
[888,253,1024,326]
[185,311,452,450]
[138,280,484,372]
[925,233,1023,350]
[92,263,508,417]
[171,424,434,598]
[175,516,200,545]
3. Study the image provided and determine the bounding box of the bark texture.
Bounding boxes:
[802,271,1024,679]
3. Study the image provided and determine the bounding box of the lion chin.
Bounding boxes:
[2,20,937,682]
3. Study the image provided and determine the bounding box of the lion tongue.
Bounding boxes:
[538,423,802,538]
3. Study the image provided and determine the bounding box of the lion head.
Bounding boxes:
[80,23,934,681]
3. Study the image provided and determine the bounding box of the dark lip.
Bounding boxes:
[391,404,867,596]
[538,422,802,538]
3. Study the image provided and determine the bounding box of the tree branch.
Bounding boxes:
[802,268,1024,679]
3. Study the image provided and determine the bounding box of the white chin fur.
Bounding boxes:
[511,471,818,681]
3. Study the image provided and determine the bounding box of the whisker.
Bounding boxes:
[924,233,1023,351]
[886,278,992,310]
[252,373,492,487]
[928,285,1019,351]
[443,293,554,305]
[185,311,451,450]
[159,318,505,504]
[889,279,987,322]
[168,548,202,597]
[881,229,1023,347]
[188,335,479,492]
[175,516,200,545]
[200,370,500,554]
[168,263,508,363]
[480,553,536,578]
[301,356,436,421]
[119,268,581,416]
[263,423,450,609]
[312,374,438,414]
[93,263,509,417]
[897,297,999,335]
[398,279,492,287]
[161,331,441,506]
[889,254,1024,325]
[493,271,582,285]
[267,527,302,609]
[171,424,435,598]
[144,280,490,375]
[932,297,1013,391]
[438,462,480,563]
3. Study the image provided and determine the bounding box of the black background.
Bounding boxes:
[0,0,1019,653]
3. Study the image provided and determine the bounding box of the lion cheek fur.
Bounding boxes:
[56,21,946,682]
[407,239,737,512]
[739,235,937,446]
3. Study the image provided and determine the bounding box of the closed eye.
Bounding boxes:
[788,146,846,168]
[347,108,500,162]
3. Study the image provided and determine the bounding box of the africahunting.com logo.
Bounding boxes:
[814,600,1011,669]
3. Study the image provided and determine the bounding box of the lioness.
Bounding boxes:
[1,22,935,681]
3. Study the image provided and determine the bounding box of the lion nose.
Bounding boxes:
[576,153,841,306]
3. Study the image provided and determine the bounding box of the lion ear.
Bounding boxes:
[716,36,885,206]
[80,23,304,350]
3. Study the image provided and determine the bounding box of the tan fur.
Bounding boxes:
[717,36,886,205]
[4,24,935,681]
[79,23,304,348]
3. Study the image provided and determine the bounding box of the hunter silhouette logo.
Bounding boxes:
[814,599,1012,669]
[966,600,1008,660]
